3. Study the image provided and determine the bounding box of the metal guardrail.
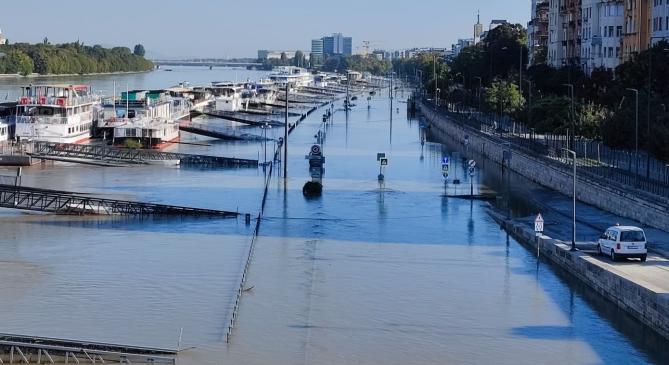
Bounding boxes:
[426,99,669,200]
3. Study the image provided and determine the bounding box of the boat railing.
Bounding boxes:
[16,116,69,125]
[18,95,99,107]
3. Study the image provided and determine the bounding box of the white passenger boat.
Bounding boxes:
[211,82,245,112]
[0,102,17,142]
[14,84,101,144]
[269,67,314,88]
[112,117,180,149]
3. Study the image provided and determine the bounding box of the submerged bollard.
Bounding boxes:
[245,213,251,226]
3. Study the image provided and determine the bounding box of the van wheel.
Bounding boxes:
[641,255,647,262]
[611,250,617,262]
[597,244,603,256]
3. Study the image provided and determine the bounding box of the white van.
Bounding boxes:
[597,226,647,262]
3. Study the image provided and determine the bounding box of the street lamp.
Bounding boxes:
[525,80,533,134]
[473,76,482,115]
[626,88,639,186]
[562,148,577,252]
[563,84,575,150]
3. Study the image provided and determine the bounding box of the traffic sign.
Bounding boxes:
[377,153,386,161]
[534,214,544,233]
[310,144,321,155]
[468,160,476,168]
[442,156,450,165]
[380,158,388,166]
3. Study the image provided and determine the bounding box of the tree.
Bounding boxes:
[485,80,524,116]
[280,52,288,64]
[133,44,146,57]
[5,50,34,76]
[293,50,305,67]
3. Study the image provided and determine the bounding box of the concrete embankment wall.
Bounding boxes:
[491,210,669,340]
[419,102,669,232]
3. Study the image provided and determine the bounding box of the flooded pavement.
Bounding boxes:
[0,69,668,364]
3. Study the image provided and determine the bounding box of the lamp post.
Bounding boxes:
[626,88,639,186]
[563,83,575,151]
[562,148,577,252]
[473,76,482,116]
[525,80,533,135]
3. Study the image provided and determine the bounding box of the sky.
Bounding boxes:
[0,0,530,59]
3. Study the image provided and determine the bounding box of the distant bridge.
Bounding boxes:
[153,59,263,68]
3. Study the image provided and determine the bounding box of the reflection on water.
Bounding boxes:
[0,69,667,364]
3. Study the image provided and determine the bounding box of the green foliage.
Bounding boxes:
[485,80,524,115]
[345,55,391,75]
[393,52,449,91]
[0,42,153,75]
[123,139,142,149]
[293,50,306,67]
[0,50,35,76]
[133,44,145,57]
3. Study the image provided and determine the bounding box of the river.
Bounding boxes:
[0,67,667,364]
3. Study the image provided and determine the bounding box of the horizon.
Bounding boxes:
[0,0,529,59]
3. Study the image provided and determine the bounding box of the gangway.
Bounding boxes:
[0,333,177,364]
[0,184,240,217]
[30,142,258,167]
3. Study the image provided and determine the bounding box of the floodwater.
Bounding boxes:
[0,67,668,364]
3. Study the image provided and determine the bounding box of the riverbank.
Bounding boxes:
[417,101,669,232]
[489,207,669,342]
[0,69,152,79]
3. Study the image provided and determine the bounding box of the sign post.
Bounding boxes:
[377,153,387,181]
[534,213,544,257]
[468,160,476,197]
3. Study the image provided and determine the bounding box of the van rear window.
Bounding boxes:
[620,231,645,242]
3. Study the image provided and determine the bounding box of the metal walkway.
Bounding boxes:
[0,333,177,364]
[30,142,258,168]
[192,110,285,127]
[0,184,240,217]
[179,123,269,141]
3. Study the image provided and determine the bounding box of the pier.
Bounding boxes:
[179,123,269,141]
[0,333,177,364]
[0,184,240,216]
[29,142,258,167]
[191,110,285,127]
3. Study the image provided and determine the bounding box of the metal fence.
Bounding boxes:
[423,98,669,200]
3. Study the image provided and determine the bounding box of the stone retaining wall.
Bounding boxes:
[419,102,669,232]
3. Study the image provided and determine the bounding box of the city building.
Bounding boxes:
[321,33,353,57]
[452,38,476,56]
[489,19,509,31]
[622,0,651,61]
[474,11,484,44]
[0,29,6,45]
[311,39,324,65]
[257,50,298,61]
[581,0,624,73]
[528,1,550,65]
[343,37,353,56]
[651,0,669,44]
[547,0,582,67]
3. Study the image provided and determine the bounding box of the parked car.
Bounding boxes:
[597,226,647,262]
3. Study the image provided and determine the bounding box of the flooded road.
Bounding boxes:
[0,68,668,364]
